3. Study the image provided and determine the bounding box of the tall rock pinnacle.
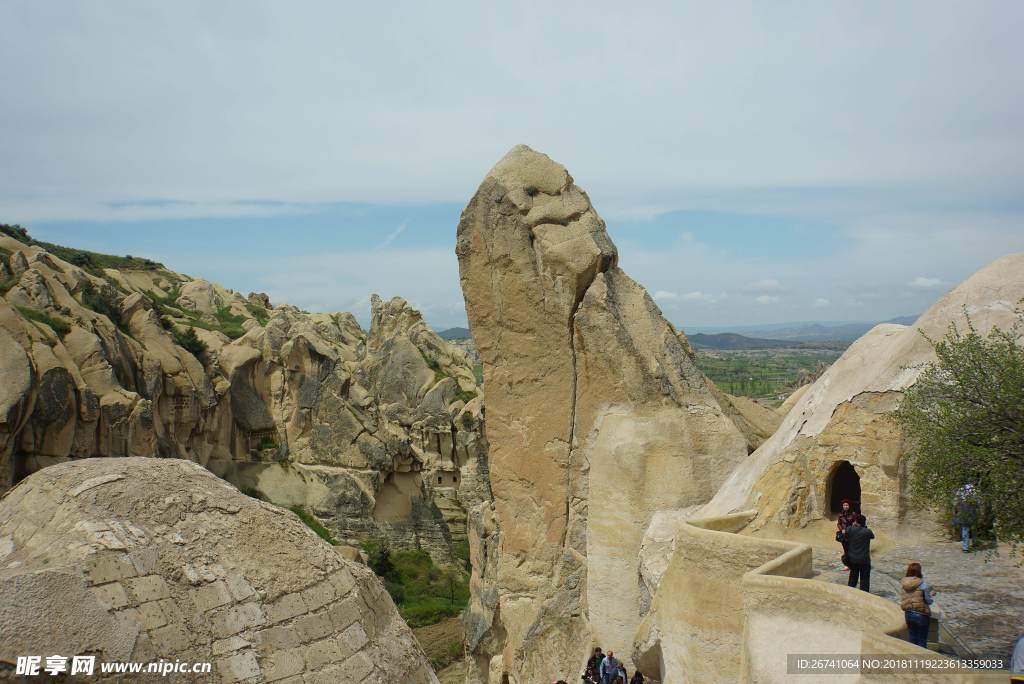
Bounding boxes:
[457,145,748,682]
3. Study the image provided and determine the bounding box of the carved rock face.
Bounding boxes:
[457,145,747,682]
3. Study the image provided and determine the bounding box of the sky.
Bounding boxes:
[3,1,1023,330]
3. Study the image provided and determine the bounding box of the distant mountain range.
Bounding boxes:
[686,333,846,351]
[440,315,921,347]
[684,315,919,343]
[438,327,471,341]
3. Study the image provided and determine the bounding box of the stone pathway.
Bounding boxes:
[812,537,1024,663]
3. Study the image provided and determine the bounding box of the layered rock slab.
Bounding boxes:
[456,145,747,682]
[0,457,438,683]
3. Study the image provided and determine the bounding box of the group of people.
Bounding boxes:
[835,499,937,649]
[579,648,644,684]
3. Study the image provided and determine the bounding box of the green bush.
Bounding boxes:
[16,306,71,338]
[361,544,470,627]
[1,223,163,275]
[454,388,477,405]
[240,487,267,501]
[289,506,338,545]
[246,302,270,326]
[173,326,207,358]
[78,281,131,334]
[894,307,1024,548]
[214,306,247,339]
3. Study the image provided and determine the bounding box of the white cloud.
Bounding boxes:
[813,297,831,308]
[1,3,1022,221]
[909,276,944,289]
[653,290,678,301]
[744,278,785,293]
[755,295,780,305]
[682,291,714,302]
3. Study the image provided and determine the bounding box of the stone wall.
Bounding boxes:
[635,513,1002,683]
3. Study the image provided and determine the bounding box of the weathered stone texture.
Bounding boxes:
[700,252,1024,535]
[457,145,748,682]
[0,232,488,564]
[0,458,439,683]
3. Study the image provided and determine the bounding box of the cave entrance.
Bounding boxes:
[828,461,861,516]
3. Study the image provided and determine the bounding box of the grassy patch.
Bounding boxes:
[16,306,71,338]
[290,506,338,545]
[246,302,269,326]
[214,305,247,339]
[473,363,483,385]
[420,350,449,384]
[454,388,477,405]
[363,541,470,627]
[1,224,163,275]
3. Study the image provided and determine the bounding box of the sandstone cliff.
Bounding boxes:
[456,146,748,682]
[0,227,486,563]
[698,252,1024,534]
[0,457,439,683]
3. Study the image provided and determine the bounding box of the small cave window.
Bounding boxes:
[452,475,458,483]
[828,460,862,515]
[437,476,443,484]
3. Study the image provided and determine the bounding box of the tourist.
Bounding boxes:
[600,651,621,684]
[1011,634,1023,683]
[836,499,858,570]
[898,562,935,648]
[953,484,979,553]
[843,514,874,592]
[630,669,645,684]
[584,647,603,682]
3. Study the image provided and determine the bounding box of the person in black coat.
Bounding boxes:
[844,514,875,592]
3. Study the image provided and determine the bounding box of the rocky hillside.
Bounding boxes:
[0,226,487,564]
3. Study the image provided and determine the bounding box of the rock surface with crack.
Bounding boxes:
[0,457,439,683]
[456,145,748,682]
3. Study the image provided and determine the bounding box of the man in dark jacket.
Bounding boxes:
[584,647,603,683]
[844,514,874,592]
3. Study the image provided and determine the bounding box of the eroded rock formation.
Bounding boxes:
[0,230,486,563]
[0,458,438,683]
[699,252,1024,534]
[456,145,748,682]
